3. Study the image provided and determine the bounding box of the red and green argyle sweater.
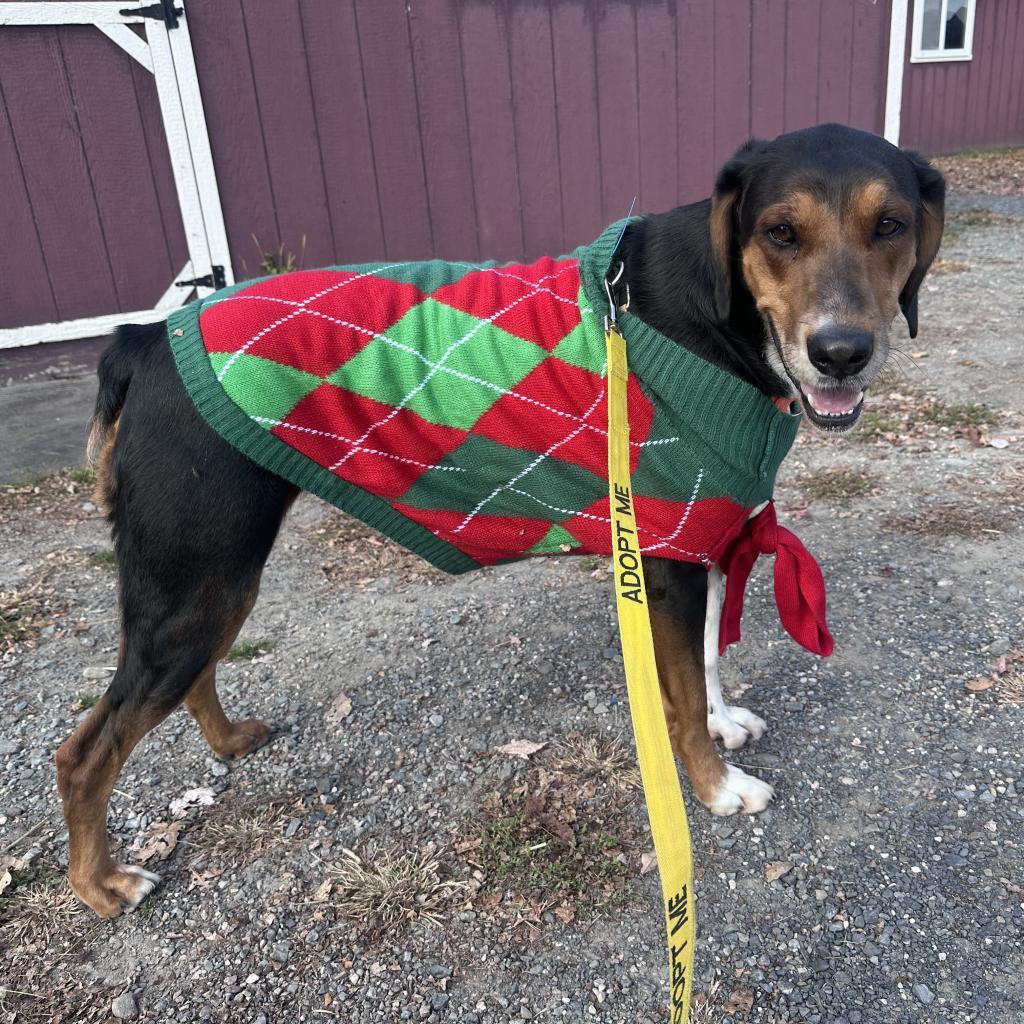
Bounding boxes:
[168,221,831,654]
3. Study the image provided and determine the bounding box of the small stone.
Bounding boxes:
[429,714,444,728]
[913,984,935,1005]
[82,666,115,679]
[111,992,139,1019]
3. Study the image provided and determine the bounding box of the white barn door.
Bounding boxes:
[0,0,233,348]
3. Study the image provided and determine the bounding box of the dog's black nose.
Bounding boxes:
[806,327,873,378]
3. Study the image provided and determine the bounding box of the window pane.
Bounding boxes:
[944,2,968,49]
[920,0,943,50]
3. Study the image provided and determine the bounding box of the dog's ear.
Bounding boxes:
[898,150,946,338]
[709,138,767,321]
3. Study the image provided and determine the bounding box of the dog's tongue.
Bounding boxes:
[804,386,863,415]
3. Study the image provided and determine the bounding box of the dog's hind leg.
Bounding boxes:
[56,694,166,917]
[58,323,296,917]
[183,593,272,760]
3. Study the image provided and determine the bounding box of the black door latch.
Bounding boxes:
[176,265,226,291]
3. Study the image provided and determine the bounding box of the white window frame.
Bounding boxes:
[0,1,234,349]
[910,0,976,63]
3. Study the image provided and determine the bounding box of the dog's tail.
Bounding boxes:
[87,322,164,465]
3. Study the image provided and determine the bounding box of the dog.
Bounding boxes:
[58,123,944,918]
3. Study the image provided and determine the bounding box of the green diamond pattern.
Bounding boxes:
[209,352,321,425]
[328,298,545,431]
[398,434,606,518]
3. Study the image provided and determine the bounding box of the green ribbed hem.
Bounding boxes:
[166,302,481,576]
[580,220,801,504]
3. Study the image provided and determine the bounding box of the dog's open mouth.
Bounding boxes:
[766,320,867,431]
[798,384,865,431]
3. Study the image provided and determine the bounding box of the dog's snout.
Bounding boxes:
[806,326,873,378]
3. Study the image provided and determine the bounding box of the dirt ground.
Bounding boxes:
[2,191,1024,1024]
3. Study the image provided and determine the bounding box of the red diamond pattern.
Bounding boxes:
[273,384,467,498]
[432,258,581,350]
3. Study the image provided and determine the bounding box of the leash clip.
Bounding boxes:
[604,260,630,330]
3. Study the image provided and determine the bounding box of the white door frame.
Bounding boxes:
[0,0,234,349]
[884,0,910,145]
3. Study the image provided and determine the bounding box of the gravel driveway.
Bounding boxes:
[1,194,1022,1024]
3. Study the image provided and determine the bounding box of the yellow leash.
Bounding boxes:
[605,313,696,1024]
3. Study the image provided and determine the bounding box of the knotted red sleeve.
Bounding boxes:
[717,502,834,656]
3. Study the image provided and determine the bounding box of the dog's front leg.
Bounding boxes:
[644,557,773,816]
[704,565,768,750]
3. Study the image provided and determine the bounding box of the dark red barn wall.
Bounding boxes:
[185,0,894,269]
[900,0,1024,154]
[0,0,908,337]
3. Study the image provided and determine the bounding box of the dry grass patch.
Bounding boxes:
[995,651,1024,705]
[0,466,97,524]
[190,797,288,866]
[886,501,1012,539]
[460,746,644,935]
[689,979,724,1023]
[550,732,641,794]
[326,846,467,936]
[933,147,1024,196]
[849,388,1001,446]
[0,877,82,949]
[0,549,90,654]
[308,511,447,588]
[226,637,275,661]
[928,258,971,275]
[796,466,879,506]
[200,804,286,858]
[0,863,106,1023]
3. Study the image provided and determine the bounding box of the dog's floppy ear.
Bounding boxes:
[898,150,946,338]
[709,138,767,321]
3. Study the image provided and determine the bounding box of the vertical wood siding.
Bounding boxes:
[900,0,1024,153]
[0,0,903,334]
[185,0,895,269]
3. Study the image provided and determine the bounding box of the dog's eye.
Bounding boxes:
[766,224,795,246]
[876,217,904,237]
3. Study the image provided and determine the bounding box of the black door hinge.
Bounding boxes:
[123,0,183,28]
[176,265,226,291]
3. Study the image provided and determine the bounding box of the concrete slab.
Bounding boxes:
[0,376,95,483]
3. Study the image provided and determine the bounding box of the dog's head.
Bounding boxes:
[710,123,945,431]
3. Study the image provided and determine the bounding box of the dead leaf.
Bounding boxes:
[494,739,546,760]
[311,878,333,902]
[169,786,216,817]
[186,865,224,891]
[326,692,353,724]
[966,677,995,692]
[725,987,754,1015]
[134,820,183,863]
[640,850,658,875]
[765,861,793,882]
[554,903,576,924]
[0,869,11,896]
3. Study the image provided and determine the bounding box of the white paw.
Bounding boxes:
[705,764,774,816]
[707,705,767,750]
[122,864,161,911]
